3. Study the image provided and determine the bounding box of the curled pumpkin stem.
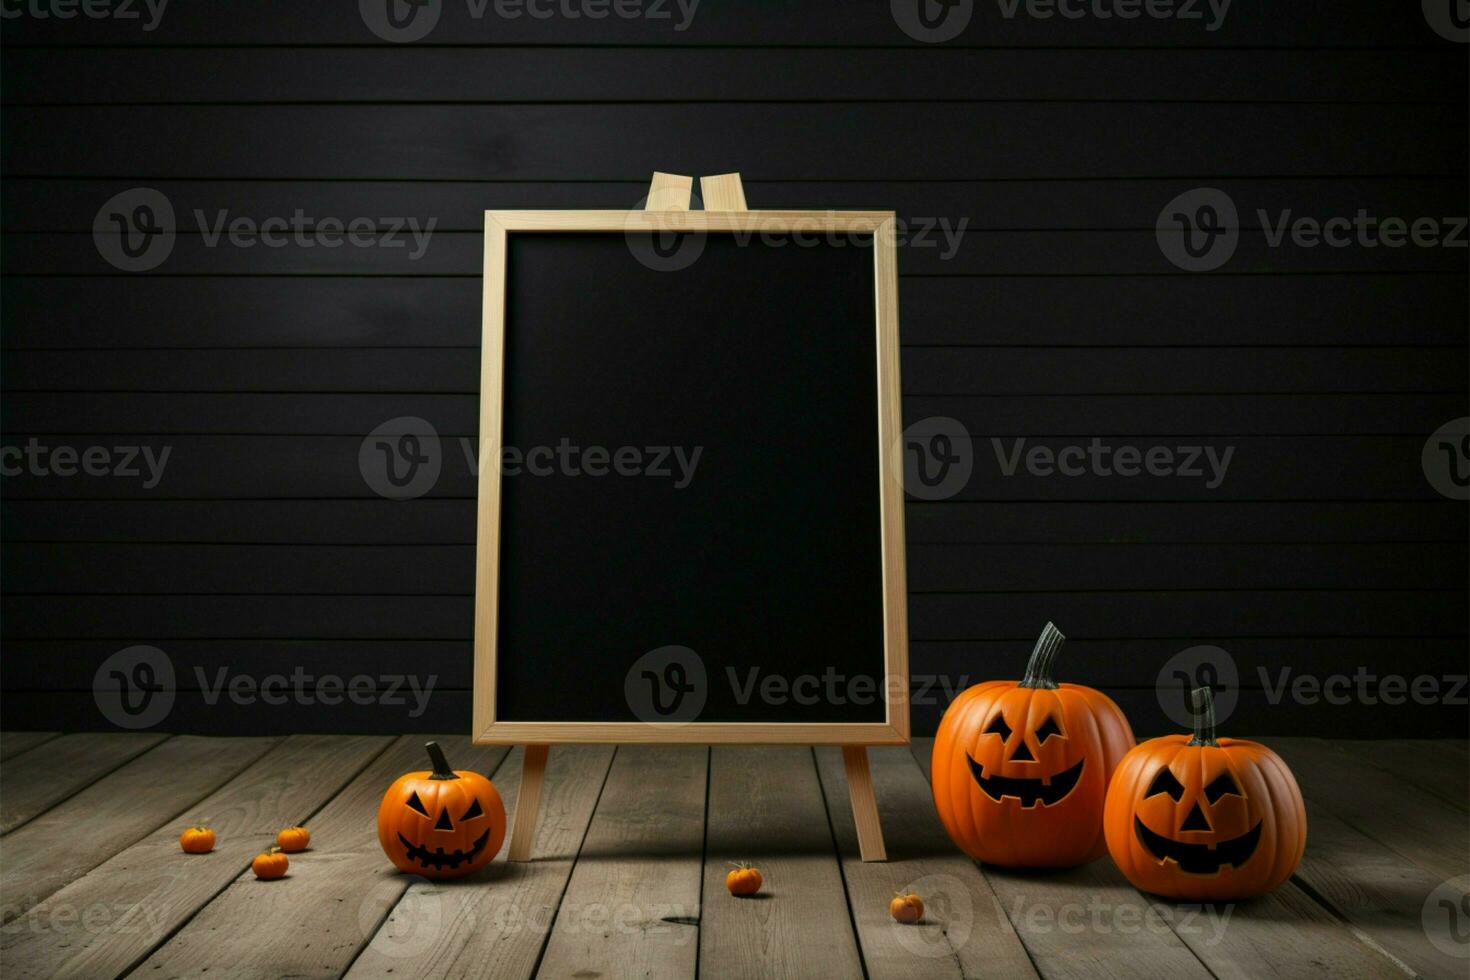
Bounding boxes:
[425,741,457,780]
[1019,622,1064,689]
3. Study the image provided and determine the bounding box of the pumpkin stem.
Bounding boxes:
[1187,686,1220,746]
[1018,622,1064,689]
[425,741,458,780]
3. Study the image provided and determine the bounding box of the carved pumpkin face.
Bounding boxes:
[377,742,506,879]
[1105,688,1305,900]
[932,624,1135,867]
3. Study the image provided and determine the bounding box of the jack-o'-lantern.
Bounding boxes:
[1105,687,1306,900]
[932,623,1135,867]
[376,741,506,879]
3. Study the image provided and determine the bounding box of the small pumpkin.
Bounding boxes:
[376,741,505,880]
[931,622,1135,867]
[1104,687,1306,901]
[725,862,762,897]
[252,847,289,880]
[889,892,924,924]
[179,826,215,854]
[276,826,310,852]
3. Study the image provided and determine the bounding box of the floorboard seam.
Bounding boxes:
[808,747,872,980]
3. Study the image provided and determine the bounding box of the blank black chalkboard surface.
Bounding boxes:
[473,175,906,861]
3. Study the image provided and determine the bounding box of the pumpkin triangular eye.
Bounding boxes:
[461,798,484,820]
[1204,771,1242,803]
[406,791,430,816]
[1145,768,1186,801]
[984,715,1013,742]
[1035,716,1063,742]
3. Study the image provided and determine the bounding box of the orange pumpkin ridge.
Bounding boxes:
[376,741,506,880]
[1104,687,1307,901]
[931,623,1136,868]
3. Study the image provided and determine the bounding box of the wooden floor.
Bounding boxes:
[0,733,1465,979]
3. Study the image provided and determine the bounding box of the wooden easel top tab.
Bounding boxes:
[644,172,748,212]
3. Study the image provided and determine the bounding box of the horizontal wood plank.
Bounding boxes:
[3,275,1464,349]
[3,104,1462,179]
[3,500,1462,546]
[2,541,1463,594]
[0,1,1452,48]
[4,49,1466,105]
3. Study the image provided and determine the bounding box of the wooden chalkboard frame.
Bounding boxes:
[472,207,909,747]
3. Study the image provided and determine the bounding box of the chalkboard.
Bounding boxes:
[472,210,908,744]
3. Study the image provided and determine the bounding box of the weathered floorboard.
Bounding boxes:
[343,745,615,980]
[0,734,390,980]
[815,745,1038,979]
[0,732,169,834]
[1274,738,1469,881]
[0,732,59,761]
[699,746,865,979]
[1291,795,1467,979]
[535,745,706,980]
[131,735,509,980]
[0,734,278,922]
[1327,739,1469,812]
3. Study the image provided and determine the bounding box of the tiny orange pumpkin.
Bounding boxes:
[179,826,215,854]
[252,847,289,880]
[276,826,311,852]
[726,862,762,897]
[889,893,924,924]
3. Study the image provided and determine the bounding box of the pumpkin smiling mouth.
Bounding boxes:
[397,829,491,871]
[966,755,1085,808]
[1134,816,1262,874]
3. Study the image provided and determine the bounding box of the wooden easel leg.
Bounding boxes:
[508,744,549,862]
[842,745,887,862]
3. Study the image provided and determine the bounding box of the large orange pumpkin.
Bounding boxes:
[376,741,505,879]
[1105,687,1306,900]
[931,623,1135,867]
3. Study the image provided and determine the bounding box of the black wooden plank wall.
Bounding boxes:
[1,2,1466,737]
